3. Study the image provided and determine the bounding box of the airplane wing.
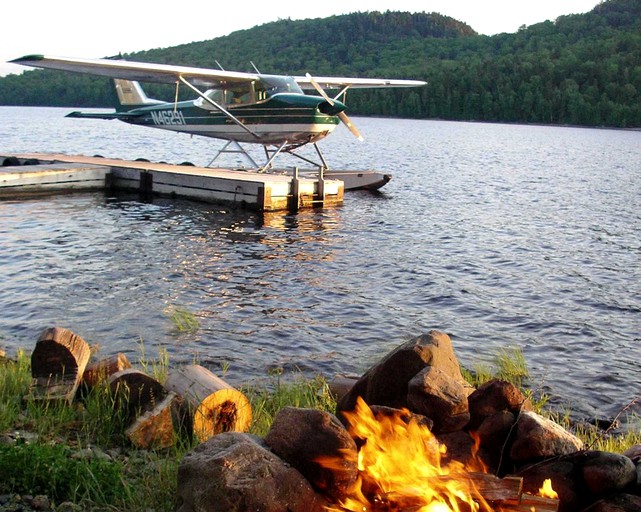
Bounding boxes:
[9,55,259,87]
[294,75,427,89]
[10,54,426,89]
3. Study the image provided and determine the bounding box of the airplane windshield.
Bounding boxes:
[195,85,255,109]
[194,76,304,110]
[257,76,304,97]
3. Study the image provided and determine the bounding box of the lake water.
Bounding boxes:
[1,106,640,424]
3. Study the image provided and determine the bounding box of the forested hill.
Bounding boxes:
[1,0,640,128]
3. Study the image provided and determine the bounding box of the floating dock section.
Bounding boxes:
[0,153,344,212]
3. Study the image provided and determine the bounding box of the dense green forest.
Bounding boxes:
[1,0,640,127]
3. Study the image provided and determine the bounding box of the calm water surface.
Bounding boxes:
[1,107,640,422]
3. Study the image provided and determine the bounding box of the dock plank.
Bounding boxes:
[0,153,343,211]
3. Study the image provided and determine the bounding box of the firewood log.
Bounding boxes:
[30,327,91,403]
[378,473,558,512]
[510,494,559,511]
[83,353,132,387]
[165,364,252,442]
[108,368,167,423]
[125,391,182,449]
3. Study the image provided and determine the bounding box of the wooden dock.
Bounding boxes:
[0,153,344,212]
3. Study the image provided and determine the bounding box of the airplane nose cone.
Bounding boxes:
[318,99,346,116]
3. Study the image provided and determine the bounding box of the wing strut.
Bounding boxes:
[173,81,180,112]
[177,76,261,140]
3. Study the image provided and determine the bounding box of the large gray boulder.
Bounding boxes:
[407,366,471,433]
[176,432,327,512]
[337,331,472,427]
[264,407,359,502]
[510,411,583,462]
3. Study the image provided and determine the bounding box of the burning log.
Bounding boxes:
[336,473,558,512]
[465,474,558,512]
[510,493,559,511]
[30,327,91,403]
[164,364,252,442]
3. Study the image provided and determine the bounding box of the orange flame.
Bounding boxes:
[323,397,493,512]
[538,479,558,499]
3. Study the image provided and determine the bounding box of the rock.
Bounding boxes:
[517,457,582,512]
[475,410,516,474]
[337,331,469,415]
[0,434,15,447]
[0,494,53,512]
[176,432,326,512]
[29,495,50,511]
[369,404,433,431]
[264,407,358,501]
[53,502,82,512]
[407,366,470,433]
[623,444,641,463]
[510,410,583,462]
[467,379,532,431]
[476,410,515,446]
[581,451,636,495]
[436,431,479,468]
[518,450,636,512]
[582,493,641,511]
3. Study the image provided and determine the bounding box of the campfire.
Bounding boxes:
[176,331,640,512]
[320,397,558,512]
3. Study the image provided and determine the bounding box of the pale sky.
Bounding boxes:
[1,0,600,77]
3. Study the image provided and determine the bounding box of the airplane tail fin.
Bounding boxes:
[112,79,163,111]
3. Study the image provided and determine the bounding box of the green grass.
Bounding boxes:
[0,347,185,510]
[461,346,550,412]
[0,346,337,511]
[165,305,200,334]
[244,373,336,437]
[0,443,127,505]
[461,346,529,388]
[0,349,31,431]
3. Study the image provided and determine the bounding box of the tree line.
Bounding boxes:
[1,0,639,128]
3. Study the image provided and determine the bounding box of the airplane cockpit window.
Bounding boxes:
[257,76,304,97]
[195,85,256,109]
[194,78,302,110]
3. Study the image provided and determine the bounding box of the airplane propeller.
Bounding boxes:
[305,73,364,141]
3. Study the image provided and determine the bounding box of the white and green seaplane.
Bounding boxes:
[10,54,426,190]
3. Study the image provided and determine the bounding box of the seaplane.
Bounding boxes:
[10,54,426,190]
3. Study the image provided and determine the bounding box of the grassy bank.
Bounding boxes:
[0,348,336,511]
[1,345,639,511]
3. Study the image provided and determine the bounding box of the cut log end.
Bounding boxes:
[83,353,132,388]
[125,392,181,449]
[165,364,253,442]
[30,327,91,404]
[194,388,252,441]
